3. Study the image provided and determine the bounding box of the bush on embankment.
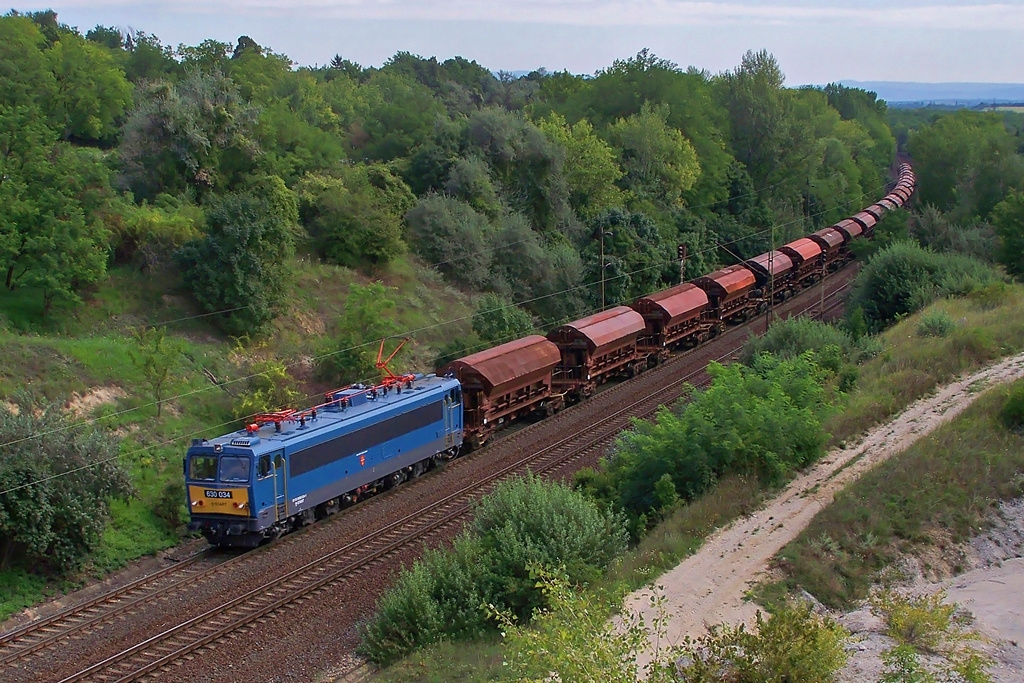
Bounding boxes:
[846,240,1003,333]
[579,353,835,528]
[358,475,628,666]
[771,378,1024,609]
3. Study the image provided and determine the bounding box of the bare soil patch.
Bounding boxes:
[65,386,126,417]
[622,350,1024,672]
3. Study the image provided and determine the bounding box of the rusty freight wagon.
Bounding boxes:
[632,283,712,362]
[743,250,795,303]
[548,306,646,401]
[693,265,759,325]
[850,210,878,238]
[437,335,561,449]
[808,227,848,271]
[833,218,864,242]
[778,237,824,289]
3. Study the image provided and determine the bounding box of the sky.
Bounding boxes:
[25,1,1024,84]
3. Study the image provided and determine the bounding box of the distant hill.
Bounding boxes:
[839,81,1024,108]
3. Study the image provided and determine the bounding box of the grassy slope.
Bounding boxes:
[0,254,475,621]
[371,285,1024,681]
[764,378,1024,609]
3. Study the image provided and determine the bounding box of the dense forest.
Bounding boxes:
[2,6,1024,608]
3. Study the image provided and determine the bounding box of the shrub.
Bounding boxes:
[872,591,994,683]
[677,603,849,683]
[917,309,957,338]
[358,535,491,666]
[0,400,132,574]
[360,476,627,664]
[741,317,856,365]
[847,241,1002,333]
[1002,382,1024,433]
[472,474,628,619]
[176,187,296,336]
[605,353,833,519]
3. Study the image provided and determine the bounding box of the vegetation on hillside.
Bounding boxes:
[3,11,1024,677]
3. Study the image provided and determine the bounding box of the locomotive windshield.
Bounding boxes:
[189,455,217,481]
[219,456,251,483]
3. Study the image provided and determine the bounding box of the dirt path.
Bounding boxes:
[622,351,1024,670]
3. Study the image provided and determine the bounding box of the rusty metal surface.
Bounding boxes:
[809,227,846,250]
[693,265,757,303]
[885,193,905,207]
[851,211,878,232]
[439,335,560,397]
[632,283,709,327]
[876,198,899,212]
[834,218,864,241]
[744,250,795,282]
[863,204,886,220]
[779,237,822,264]
[548,306,645,355]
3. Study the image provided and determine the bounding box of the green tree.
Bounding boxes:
[405,194,494,289]
[296,165,412,267]
[582,209,671,308]
[991,190,1024,278]
[129,326,186,420]
[122,30,180,83]
[0,400,132,574]
[176,38,230,73]
[354,70,445,161]
[472,293,534,346]
[607,101,701,207]
[176,184,296,336]
[119,70,260,198]
[316,282,400,384]
[716,49,792,190]
[537,112,624,217]
[0,109,111,315]
[0,15,57,111]
[909,111,1024,220]
[464,107,570,230]
[555,49,732,207]
[45,31,132,142]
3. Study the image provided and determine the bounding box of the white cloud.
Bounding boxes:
[52,1,1024,31]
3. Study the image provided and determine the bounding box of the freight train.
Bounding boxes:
[186,164,915,547]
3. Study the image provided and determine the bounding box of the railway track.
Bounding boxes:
[1,269,852,683]
[50,272,853,683]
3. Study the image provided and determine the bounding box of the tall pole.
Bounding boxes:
[600,229,605,311]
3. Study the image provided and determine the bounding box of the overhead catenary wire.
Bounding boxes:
[0,180,896,496]
[140,173,813,331]
[0,180,890,455]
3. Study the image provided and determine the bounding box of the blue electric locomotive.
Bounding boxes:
[185,373,463,547]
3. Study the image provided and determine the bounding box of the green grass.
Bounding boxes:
[762,379,1024,610]
[607,474,765,590]
[371,637,511,683]
[367,287,1024,679]
[0,253,481,627]
[90,499,181,575]
[827,286,1024,447]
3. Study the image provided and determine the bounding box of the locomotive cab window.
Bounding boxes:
[219,456,251,483]
[190,455,218,481]
[258,454,272,478]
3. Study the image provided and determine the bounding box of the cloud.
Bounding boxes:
[55,1,1024,31]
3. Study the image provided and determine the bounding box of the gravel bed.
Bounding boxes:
[11,268,855,683]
